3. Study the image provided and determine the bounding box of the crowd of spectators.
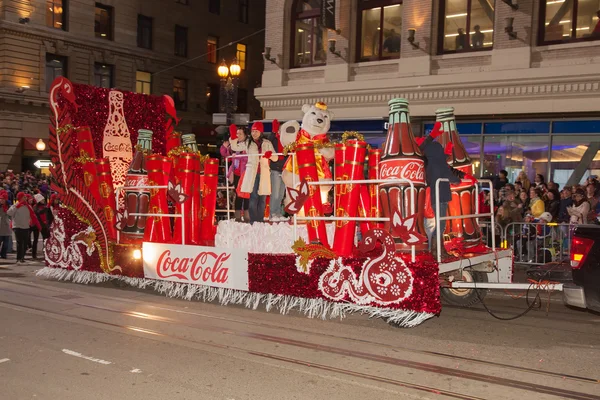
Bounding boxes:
[482,170,600,227]
[0,170,56,262]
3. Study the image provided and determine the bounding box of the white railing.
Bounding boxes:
[299,178,417,262]
[434,178,496,263]
[225,152,296,221]
[115,185,186,245]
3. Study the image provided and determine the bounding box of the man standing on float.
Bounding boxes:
[418,122,477,257]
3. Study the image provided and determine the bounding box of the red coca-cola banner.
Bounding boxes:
[142,242,249,291]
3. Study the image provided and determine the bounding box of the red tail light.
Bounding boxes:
[570,236,593,269]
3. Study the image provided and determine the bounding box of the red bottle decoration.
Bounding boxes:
[121,129,153,244]
[333,140,367,256]
[144,155,173,243]
[199,158,219,245]
[173,153,200,244]
[76,127,101,206]
[436,107,482,248]
[297,142,329,247]
[368,149,382,224]
[379,99,427,252]
[94,158,118,240]
[333,143,346,212]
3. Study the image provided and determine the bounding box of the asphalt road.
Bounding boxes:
[0,260,599,400]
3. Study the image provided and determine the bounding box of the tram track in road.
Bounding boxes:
[2,277,599,386]
[1,279,599,400]
[0,299,485,400]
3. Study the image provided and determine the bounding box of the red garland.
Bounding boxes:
[248,253,441,315]
[57,84,167,174]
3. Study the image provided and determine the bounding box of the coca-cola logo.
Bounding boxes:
[104,142,132,153]
[156,250,230,284]
[125,175,149,188]
[380,159,425,183]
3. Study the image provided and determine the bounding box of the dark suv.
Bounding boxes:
[563,225,600,312]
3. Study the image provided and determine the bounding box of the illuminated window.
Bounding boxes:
[94,3,113,40]
[540,0,600,44]
[358,0,402,62]
[136,71,152,95]
[291,0,327,68]
[236,43,247,70]
[46,0,67,30]
[207,36,218,64]
[439,0,494,54]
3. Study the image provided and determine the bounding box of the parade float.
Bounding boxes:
[38,77,517,328]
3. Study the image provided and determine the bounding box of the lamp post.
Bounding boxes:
[217,58,241,125]
[36,139,46,153]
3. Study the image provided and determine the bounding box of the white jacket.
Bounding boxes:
[230,138,278,195]
[568,201,590,224]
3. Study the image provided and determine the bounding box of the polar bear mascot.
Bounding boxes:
[279,102,334,205]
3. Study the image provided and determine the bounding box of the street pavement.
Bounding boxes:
[0,257,599,400]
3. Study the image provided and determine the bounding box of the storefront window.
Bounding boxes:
[482,135,549,183]
[439,0,495,54]
[291,0,327,68]
[540,0,600,44]
[358,0,402,62]
[550,135,600,188]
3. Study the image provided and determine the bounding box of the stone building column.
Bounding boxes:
[399,0,433,77]
[491,0,533,70]
[324,0,350,83]
[261,0,287,88]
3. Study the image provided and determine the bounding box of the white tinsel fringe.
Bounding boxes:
[215,220,339,254]
[36,267,434,328]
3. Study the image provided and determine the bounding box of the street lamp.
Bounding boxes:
[36,139,46,152]
[218,58,241,125]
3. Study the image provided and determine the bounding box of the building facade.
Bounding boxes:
[0,0,265,172]
[256,0,600,187]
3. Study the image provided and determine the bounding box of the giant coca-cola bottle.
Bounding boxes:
[379,99,427,251]
[122,129,153,243]
[181,133,199,152]
[436,107,482,248]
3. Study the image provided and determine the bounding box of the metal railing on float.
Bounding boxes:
[115,185,186,245]
[434,178,496,263]
[297,177,417,263]
[222,152,418,262]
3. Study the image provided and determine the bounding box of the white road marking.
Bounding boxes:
[62,349,112,365]
[0,358,10,364]
[130,368,142,373]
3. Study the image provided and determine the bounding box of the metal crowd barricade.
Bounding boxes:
[435,178,496,263]
[297,178,417,262]
[504,221,574,266]
[115,185,186,245]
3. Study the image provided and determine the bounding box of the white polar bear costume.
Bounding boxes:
[280,102,334,204]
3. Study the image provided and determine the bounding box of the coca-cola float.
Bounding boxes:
[38,77,517,328]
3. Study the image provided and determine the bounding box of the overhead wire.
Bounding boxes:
[151,28,266,77]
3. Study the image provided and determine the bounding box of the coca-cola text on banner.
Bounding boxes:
[142,243,249,291]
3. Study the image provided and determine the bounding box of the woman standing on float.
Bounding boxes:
[221,126,249,222]
[229,122,279,224]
